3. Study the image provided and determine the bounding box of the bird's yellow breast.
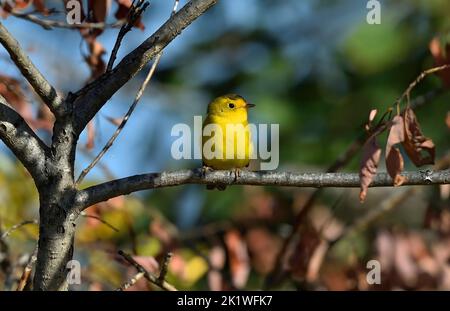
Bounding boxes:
[202,113,253,170]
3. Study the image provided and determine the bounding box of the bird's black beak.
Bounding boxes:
[246,103,256,108]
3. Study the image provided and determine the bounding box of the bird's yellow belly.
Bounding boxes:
[202,118,252,170]
[203,157,250,170]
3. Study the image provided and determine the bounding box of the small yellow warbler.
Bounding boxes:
[202,94,255,190]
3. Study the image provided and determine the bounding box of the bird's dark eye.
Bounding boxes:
[228,103,235,109]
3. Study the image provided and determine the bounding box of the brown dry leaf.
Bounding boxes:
[35,103,54,132]
[429,37,450,88]
[87,0,111,37]
[289,224,321,281]
[245,228,282,275]
[149,218,174,247]
[0,75,33,121]
[105,196,125,209]
[359,136,382,202]
[375,230,395,272]
[115,0,145,30]
[386,147,406,186]
[440,184,450,200]
[407,233,439,277]
[0,75,52,132]
[224,230,250,289]
[394,234,418,287]
[208,245,226,291]
[383,115,405,186]
[32,0,49,15]
[170,252,187,280]
[85,120,95,150]
[1,0,32,16]
[446,112,450,129]
[105,115,124,127]
[84,38,106,79]
[84,204,102,228]
[402,108,435,166]
[88,0,110,22]
[320,264,352,290]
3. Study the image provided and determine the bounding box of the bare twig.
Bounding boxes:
[78,147,116,180]
[395,64,450,108]
[76,53,161,185]
[1,220,38,240]
[0,22,64,115]
[72,0,218,134]
[107,0,150,72]
[157,252,173,285]
[16,245,38,291]
[78,0,181,184]
[264,87,445,288]
[8,9,125,30]
[80,212,119,232]
[118,250,177,291]
[116,272,145,291]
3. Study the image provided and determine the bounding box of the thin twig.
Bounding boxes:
[16,245,38,291]
[395,64,450,108]
[116,272,145,291]
[157,252,173,285]
[264,86,446,288]
[8,9,125,30]
[79,147,116,180]
[1,220,38,239]
[106,0,150,72]
[118,250,177,291]
[76,53,161,185]
[80,212,119,232]
[329,188,416,248]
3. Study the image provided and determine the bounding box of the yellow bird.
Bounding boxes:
[202,94,255,190]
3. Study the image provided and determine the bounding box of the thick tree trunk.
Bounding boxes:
[33,117,79,291]
[33,187,78,290]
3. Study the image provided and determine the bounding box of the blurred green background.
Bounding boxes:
[0,0,449,290]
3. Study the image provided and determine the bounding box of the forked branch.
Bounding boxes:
[72,0,218,134]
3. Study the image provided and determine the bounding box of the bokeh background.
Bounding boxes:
[0,0,449,290]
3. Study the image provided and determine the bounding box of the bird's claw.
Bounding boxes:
[201,165,213,178]
[231,168,241,182]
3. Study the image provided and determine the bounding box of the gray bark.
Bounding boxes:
[75,169,450,210]
[0,0,219,290]
[0,0,448,291]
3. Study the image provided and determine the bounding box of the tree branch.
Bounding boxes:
[76,53,162,185]
[0,96,50,185]
[106,0,150,72]
[0,22,64,116]
[76,169,450,210]
[8,9,125,31]
[72,0,218,134]
[117,250,177,291]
